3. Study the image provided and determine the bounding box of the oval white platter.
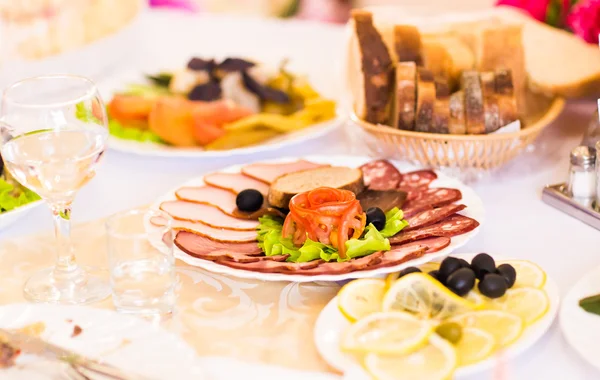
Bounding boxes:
[107,116,344,158]
[560,264,600,372]
[0,199,44,231]
[151,155,485,283]
[314,253,560,378]
[0,303,203,380]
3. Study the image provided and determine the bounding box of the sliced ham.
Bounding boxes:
[389,214,479,245]
[404,204,467,231]
[174,231,263,262]
[241,160,328,184]
[216,258,323,273]
[160,200,259,231]
[169,219,257,243]
[369,245,428,269]
[297,252,385,275]
[176,186,238,215]
[393,237,451,254]
[203,172,270,195]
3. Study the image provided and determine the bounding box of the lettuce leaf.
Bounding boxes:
[108,117,163,143]
[256,215,395,263]
[0,179,41,212]
[380,207,409,237]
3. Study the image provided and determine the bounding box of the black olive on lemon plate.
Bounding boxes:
[471,253,496,280]
[438,257,463,284]
[478,273,508,299]
[428,270,441,281]
[236,189,264,212]
[446,268,476,297]
[458,258,471,269]
[366,207,386,230]
[496,263,517,288]
[398,267,421,278]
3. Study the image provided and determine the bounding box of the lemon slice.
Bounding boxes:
[499,260,546,289]
[338,279,386,322]
[340,311,434,355]
[382,273,483,320]
[487,287,549,325]
[455,327,496,367]
[449,310,523,348]
[363,334,457,380]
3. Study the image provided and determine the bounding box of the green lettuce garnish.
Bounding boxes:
[0,179,40,212]
[108,117,163,144]
[380,207,409,237]
[257,212,407,263]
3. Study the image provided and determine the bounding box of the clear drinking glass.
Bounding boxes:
[105,209,176,315]
[0,75,110,304]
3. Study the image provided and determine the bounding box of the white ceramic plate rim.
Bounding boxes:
[560,264,600,372]
[107,113,344,158]
[314,253,560,378]
[150,155,485,282]
[0,199,44,229]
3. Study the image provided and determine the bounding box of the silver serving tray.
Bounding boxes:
[542,184,600,231]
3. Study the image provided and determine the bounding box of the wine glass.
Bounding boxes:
[0,75,110,304]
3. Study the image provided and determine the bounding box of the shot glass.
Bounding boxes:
[106,208,176,315]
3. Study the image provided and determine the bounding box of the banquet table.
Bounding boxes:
[1,8,599,380]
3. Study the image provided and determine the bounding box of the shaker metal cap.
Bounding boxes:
[571,145,597,167]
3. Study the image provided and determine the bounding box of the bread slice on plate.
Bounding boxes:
[415,68,436,132]
[394,62,417,130]
[268,167,365,208]
[351,9,394,125]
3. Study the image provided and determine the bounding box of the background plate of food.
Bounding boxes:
[314,253,559,379]
[150,155,484,282]
[101,56,343,158]
[0,161,42,231]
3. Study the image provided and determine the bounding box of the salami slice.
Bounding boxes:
[393,236,451,254]
[389,214,479,245]
[405,204,467,231]
[360,160,402,191]
[402,188,462,215]
[398,170,437,189]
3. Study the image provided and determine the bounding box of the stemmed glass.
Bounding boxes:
[0,75,110,304]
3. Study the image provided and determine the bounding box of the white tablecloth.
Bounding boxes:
[1,9,599,380]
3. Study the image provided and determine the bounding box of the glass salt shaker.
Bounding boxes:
[567,146,597,208]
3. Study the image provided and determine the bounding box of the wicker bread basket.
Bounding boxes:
[351,97,565,174]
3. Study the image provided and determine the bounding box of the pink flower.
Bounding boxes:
[149,0,198,12]
[295,0,350,24]
[568,0,600,44]
[496,0,550,21]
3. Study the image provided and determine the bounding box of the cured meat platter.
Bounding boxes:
[150,155,484,282]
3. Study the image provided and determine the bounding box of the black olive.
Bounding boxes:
[0,154,4,177]
[458,258,471,269]
[187,57,216,72]
[188,80,221,101]
[438,257,462,284]
[236,189,264,212]
[496,264,517,288]
[366,207,386,230]
[471,253,496,280]
[478,273,508,299]
[398,267,421,278]
[446,268,476,297]
[428,270,440,281]
[217,58,255,72]
[242,72,290,104]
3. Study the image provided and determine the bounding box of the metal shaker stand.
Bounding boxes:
[542,184,600,231]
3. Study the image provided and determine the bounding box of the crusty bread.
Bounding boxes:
[495,69,519,127]
[351,9,394,125]
[421,34,474,91]
[449,91,466,134]
[432,78,451,133]
[462,70,485,134]
[393,25,423,64]
[415,68,436,132]
[480,71,501,133]
[394,62,417,130]
[268,167,365,208]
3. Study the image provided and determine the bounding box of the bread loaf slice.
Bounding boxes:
[393,25,423,65]
[462,70,485,134]
[422,34,474,91]
[432,78,450,134]
[449,91,466,134]
[351,10,394,125]
[480,71,501,133]
[394,62,417,130]
[495,69,519,128]
[415,68,436,133]
[268,167,365,208]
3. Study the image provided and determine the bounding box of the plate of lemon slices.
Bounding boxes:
[314,253,559,380]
